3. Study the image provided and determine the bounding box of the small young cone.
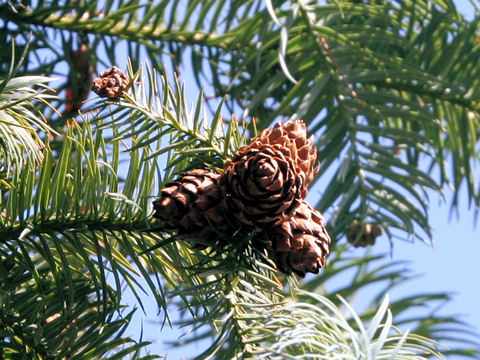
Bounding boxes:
[265,200,331,277]
[346,222,383,247]
[153,169,231,240]
[221,120,318,230]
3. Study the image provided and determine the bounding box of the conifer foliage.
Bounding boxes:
[1,0,480,359]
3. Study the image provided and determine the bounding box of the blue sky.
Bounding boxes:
[375,189,480,354]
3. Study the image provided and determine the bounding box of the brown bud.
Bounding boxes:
[92,66,129,99]
[346,221,383,247]
[65,44,94,114]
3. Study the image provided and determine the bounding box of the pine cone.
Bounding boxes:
[92,66,129,99]
[264,200,331,277]
[221,143,302,230]
[346,222,383,247]
[221,120,318,230]
[153,169,231,240]
[256,120,318,198]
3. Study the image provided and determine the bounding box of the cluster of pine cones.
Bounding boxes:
[152,120,331,277]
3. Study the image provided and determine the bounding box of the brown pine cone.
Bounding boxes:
[221,143,302,230]
[92,66,129,99]
[221,120,318,230]
[264,200,331,277]
[346,222,383,247]
[255,120,318,198]
[153,169,231,240]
